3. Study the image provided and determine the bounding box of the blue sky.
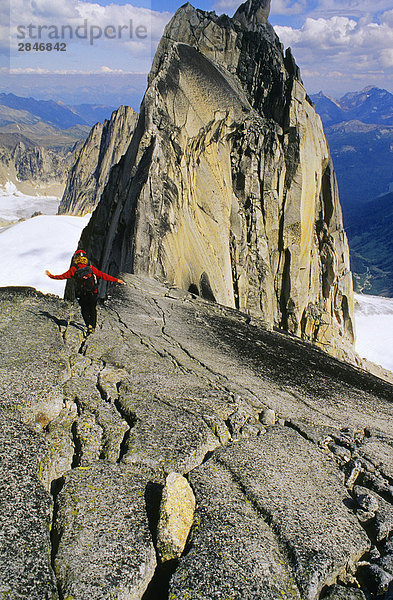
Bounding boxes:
[1,0,392,107]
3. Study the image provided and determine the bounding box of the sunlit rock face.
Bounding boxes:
[80,0,354,357]
[58,106,137,216]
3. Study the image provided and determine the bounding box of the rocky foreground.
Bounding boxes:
[1,276,393,600]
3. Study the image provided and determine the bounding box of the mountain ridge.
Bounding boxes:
[0,93,117,129]
[0,94,113,197]
[311,87,393,127]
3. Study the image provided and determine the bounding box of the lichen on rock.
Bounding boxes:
[156,472,196,562]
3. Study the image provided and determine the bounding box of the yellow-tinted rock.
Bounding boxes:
[80,2,355,360]
[157,472,196,562]
[59,106,138,216]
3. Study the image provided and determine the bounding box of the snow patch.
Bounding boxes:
[4,181,17,194]
[0,214,91,295]
[354,293,393,373]
[0,184,60,223]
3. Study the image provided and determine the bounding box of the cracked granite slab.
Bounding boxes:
[1,278,393,599]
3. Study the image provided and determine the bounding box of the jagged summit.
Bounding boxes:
[72,1,354,358]
[233,0,271,28]
[149,0,290,120]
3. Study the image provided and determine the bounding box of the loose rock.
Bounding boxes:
[260,408,276,426]
[323,584,366,600]
[357,563,393,596]
[157,472,196,562]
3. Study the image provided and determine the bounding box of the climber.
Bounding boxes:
[45,249,125,335]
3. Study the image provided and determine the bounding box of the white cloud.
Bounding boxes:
[274,12,393,94]
[380,48,393,68]
[0,0,10,53]
[3,0,393,99]
[9,0,171,47]
[298,15,392,53]
[270,0,307,16]
[214,0,306,15]
[214,0,392,18]
[276,16,360,50]
[312,0,393,18]
[212,0,241,13]
[381,9,393,26]
[30,0,80,19]
[100,65,125,73]
[4,0,171,76]
[1,66,146,75]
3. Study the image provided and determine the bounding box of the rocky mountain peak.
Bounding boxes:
[150,0,291,122]
[58,105,138,216]
[233,0,271,28]
[76,1,354,359]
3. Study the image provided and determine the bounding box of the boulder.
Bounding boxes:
[157,472,196,562]
[53,462,156,600]
[0,415,58,599]
[323,584,366,599]
[0,287,70,426]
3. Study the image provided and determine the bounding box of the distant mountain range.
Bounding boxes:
[311,87,393,211]
[311,87,393,297]
[0,93,116,197]
[311,87,393,126]
[0,93,117,130]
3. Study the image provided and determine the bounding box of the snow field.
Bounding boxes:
[0,213,91,295]
[354,294,393,373]
[0,182,60,224]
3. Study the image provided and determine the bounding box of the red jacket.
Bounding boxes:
[48,265,120,284]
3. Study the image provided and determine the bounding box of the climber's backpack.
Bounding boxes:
[74,265,98,295]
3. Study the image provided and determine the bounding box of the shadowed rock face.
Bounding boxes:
[234,0,271,28]
[0,141,77,199]
[78,1,354,359]
[1,280,393,599]
[58,106,138,216]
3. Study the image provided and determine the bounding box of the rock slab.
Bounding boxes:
[1,278,393,600]
[53,462,156,600]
